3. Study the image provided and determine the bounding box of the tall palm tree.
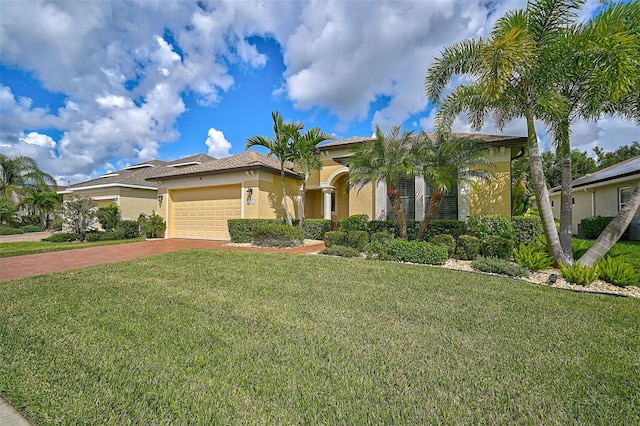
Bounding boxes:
[19,189,62,228]
[413,134,493,241]
[289,127,334,227]
[345,125,416,239]
[424,0,639,265]
[0,154,56,199]
[246,111,303,226]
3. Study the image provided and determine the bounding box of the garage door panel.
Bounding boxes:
[170,185,241,240]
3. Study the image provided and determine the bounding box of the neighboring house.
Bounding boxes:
[549,156,640,240]
[146,133,526,240]
[60,154,216,221]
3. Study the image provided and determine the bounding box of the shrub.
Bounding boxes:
[406,220,421,240]
[116,220,142,239]
[228,219,284,243]
[422,220,468,240]
[481,236,514,260]
[320,245,362,258]
[512,216,543,246]
[365,239,448,265]
[19,214,41,227]
[252,224,303,247]
[19,225,44,233]
[471,257,530,278]
[469,214,515,241]
[559,262,600,285]
[456,235,481,260]
[595,256,639,287]
[0,226,24,235]
[42,232,75,243]
[97,204,121,231]
[63,196,97,241]
[344,230,369,251]
[370,231,394,242]
[324,231,346,248]
[48,217,63,231]
[580,216,631,240]
[513,243,553,271]
[138,213,166,238]
[85,231,120,242]
[340,214,369,232]
[368,220,399,237]
[430,234,456,257]
[301,219,333,240]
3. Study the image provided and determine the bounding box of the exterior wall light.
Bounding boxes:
[157,194,163,202]
[246,187,255,205]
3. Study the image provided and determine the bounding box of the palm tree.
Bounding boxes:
[0,154,56,199]
[345,125,416,239]
[289,127,334,227]
[413,134,493,241]
[19,189,62,228]
[246,111,303,226]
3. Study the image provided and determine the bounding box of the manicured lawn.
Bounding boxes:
[1,250,639,424]
[0,237,146,258]
[573,238,640,270]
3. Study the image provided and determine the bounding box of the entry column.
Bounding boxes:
[322,187,333,220]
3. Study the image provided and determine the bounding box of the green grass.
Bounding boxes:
[573,238,640,270]
[0,237,146,257]
[1,250,639,424]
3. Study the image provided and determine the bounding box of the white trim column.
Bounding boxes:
[375,181,387,220]
[298,188,305,223]
[322,187,333,220]
[415,176,425,221]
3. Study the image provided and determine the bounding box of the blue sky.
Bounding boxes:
[1,0,638,185]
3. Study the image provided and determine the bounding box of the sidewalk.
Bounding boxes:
[0,239,325,281]
[0,396,31,426]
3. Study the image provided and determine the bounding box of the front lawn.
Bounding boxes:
[1,250,638,424]
[573,238,640,270]
[0,237,146,258]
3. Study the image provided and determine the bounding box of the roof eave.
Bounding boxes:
[146,165,303,182]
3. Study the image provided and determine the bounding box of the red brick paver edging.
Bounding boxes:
[0,239,325,281]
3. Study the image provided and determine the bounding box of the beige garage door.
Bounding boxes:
[170,184,241,240]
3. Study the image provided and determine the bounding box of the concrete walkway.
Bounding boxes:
[0,238,325,281]
[0,396,31,426]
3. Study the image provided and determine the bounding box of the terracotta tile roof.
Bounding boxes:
[319,132,527,150]
[550,155,640,193]
[145,151,302,181]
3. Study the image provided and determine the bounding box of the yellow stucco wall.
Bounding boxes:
[468,155,511,218]
[63,187,158,221]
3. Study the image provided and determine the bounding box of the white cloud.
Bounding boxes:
[205,128,232,158]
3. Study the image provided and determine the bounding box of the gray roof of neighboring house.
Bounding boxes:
[145,151,302,181]
[550,155,640,193]
[319,132,528,150]
[63,154,217,191]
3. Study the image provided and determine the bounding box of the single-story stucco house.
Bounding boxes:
[549,155,640,240]
[145,133,527,240]
[60,154,215,221]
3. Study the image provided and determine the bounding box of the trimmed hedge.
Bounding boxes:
[365,239,448,265]
[580,216,631,240]
[340,214,369,232]
[469,214,515,241]
[430,234,456,256]
[117,220,142,239]
[368,220,399,237]
[324,230,368,251]
[512,216,543,246]
[252,223,303,247]
[471,257,530,278]
[456,235,481,260]
[481,236,514,260]
[320,245,362,258]
[0,227,24,235]
[300,219,333,240]
[366,219,467,240]
[228,219,283,243]
[85,231,122,242]
[20,225,44,233]
[42,232,75,243]
[421,220,468,240]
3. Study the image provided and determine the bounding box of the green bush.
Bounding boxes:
[320,245,362,258]
[19,225,44,233]
[482,236,514,260]
[422,220,468,240]
[19,214,41,226]
[301,219,333,240]
[559,262,600,285]
[340,214,369,232]
[0,226,24,235]
[456,235,481,260]
[228,219,284,243]
[469,214,515,241]
[595,256,639,287]
[580,216,630,240]
[345,230,369,251]
[42,232,75,243]
[252,224,303,247]
[370,231,394,242]
[85,231,121,242]
[324,231,346,248]
[512,216,543,246]
[97,203,121,231]
[138,213,166,238]
[513,243,553,271]
[430,234,456,257]
[49,217,63,231]
[116,220,142,239]
[368,220,399,237]
[471,257,530,278]
[365,239,448,265]
[406,220,421,240]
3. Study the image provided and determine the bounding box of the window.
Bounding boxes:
[331,192,337,214]
[387,177,415,221]
[425,182,458,220]
[619,187,632,211]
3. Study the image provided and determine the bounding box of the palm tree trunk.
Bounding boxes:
[299,179,306,228]
[280,164,292,226]
[387,184,407,239]
[579,184,640,267]
[558,121,573,261]
[416,188,445,241]
[526,113,572,265]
